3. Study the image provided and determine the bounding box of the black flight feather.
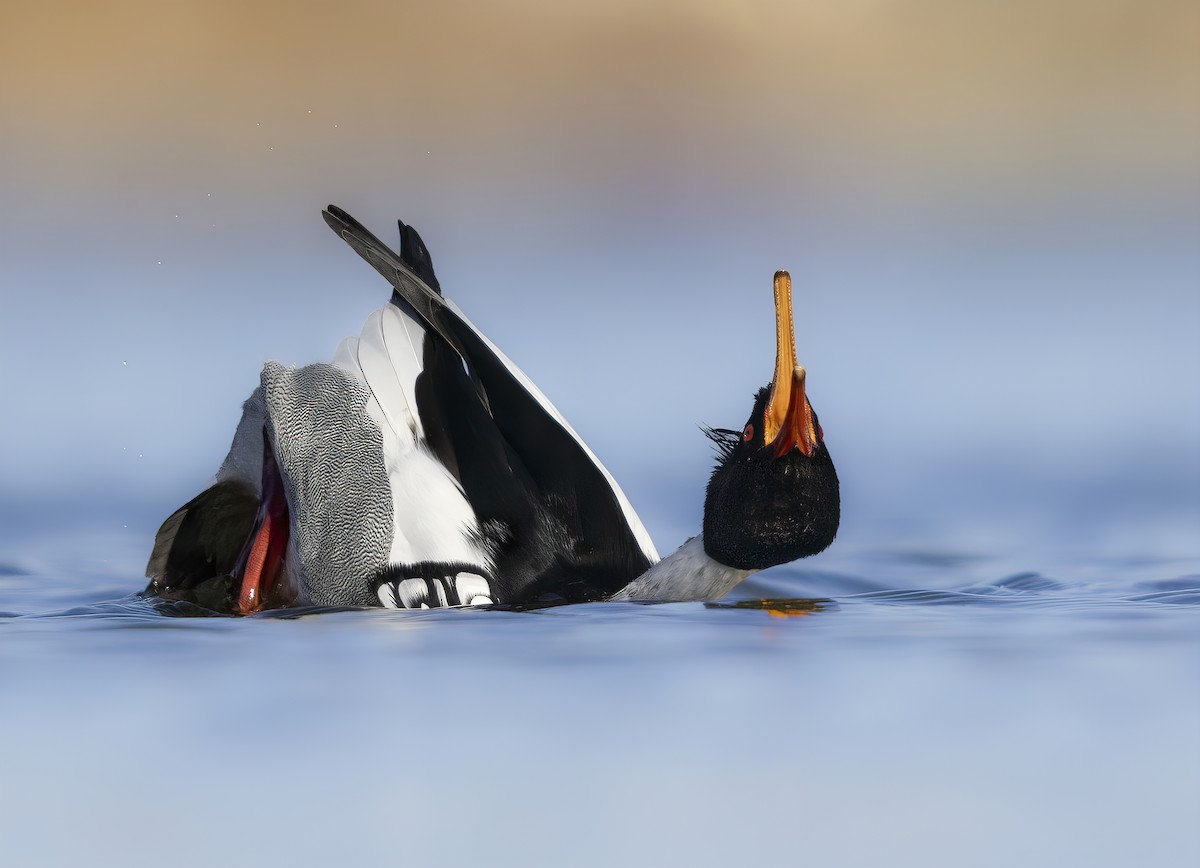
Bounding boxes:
[398,220,442,295]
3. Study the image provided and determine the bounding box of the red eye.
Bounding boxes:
[742,424,754,442]
[817,423,824,442]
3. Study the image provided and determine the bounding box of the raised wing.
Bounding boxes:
[323,206,658,603]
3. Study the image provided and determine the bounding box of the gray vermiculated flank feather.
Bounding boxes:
[216,386,267,495]
[253,360,392,607]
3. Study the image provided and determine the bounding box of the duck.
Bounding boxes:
[143,206,839,614]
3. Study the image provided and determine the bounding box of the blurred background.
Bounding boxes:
[1,0,1197,574]
[2,6,1198,867]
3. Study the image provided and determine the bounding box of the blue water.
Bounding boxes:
[2,525,1196,868]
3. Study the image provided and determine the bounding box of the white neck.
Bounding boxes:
[609,534,754,602]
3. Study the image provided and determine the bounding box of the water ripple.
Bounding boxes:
[3,566,1200,626]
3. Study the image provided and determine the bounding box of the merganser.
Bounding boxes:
[143,206,839,614]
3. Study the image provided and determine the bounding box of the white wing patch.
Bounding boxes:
[333,302,493,574]
[355,307,421,444]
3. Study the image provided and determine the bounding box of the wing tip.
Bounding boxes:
[322,204,354,236]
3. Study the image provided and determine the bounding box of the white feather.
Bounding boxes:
[376,581,399,608]
[381,441,491,567]
[377,573,494,609]
[380,304,430,438]
[355,308,419,446]
[333,303,492,574]
[395,578,427,608]
[454,573,492,606]
[331,335,361,379]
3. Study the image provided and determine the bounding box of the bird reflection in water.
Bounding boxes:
[706,598,832,618]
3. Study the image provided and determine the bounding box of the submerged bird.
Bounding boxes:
[144,206,839,614]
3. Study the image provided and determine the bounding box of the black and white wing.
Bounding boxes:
[323,206,658,605]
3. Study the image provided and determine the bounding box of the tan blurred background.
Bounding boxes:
[1,0,1197,556]
[4,1,1196,203]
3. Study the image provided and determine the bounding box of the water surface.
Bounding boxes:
[2,529,1196,868]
